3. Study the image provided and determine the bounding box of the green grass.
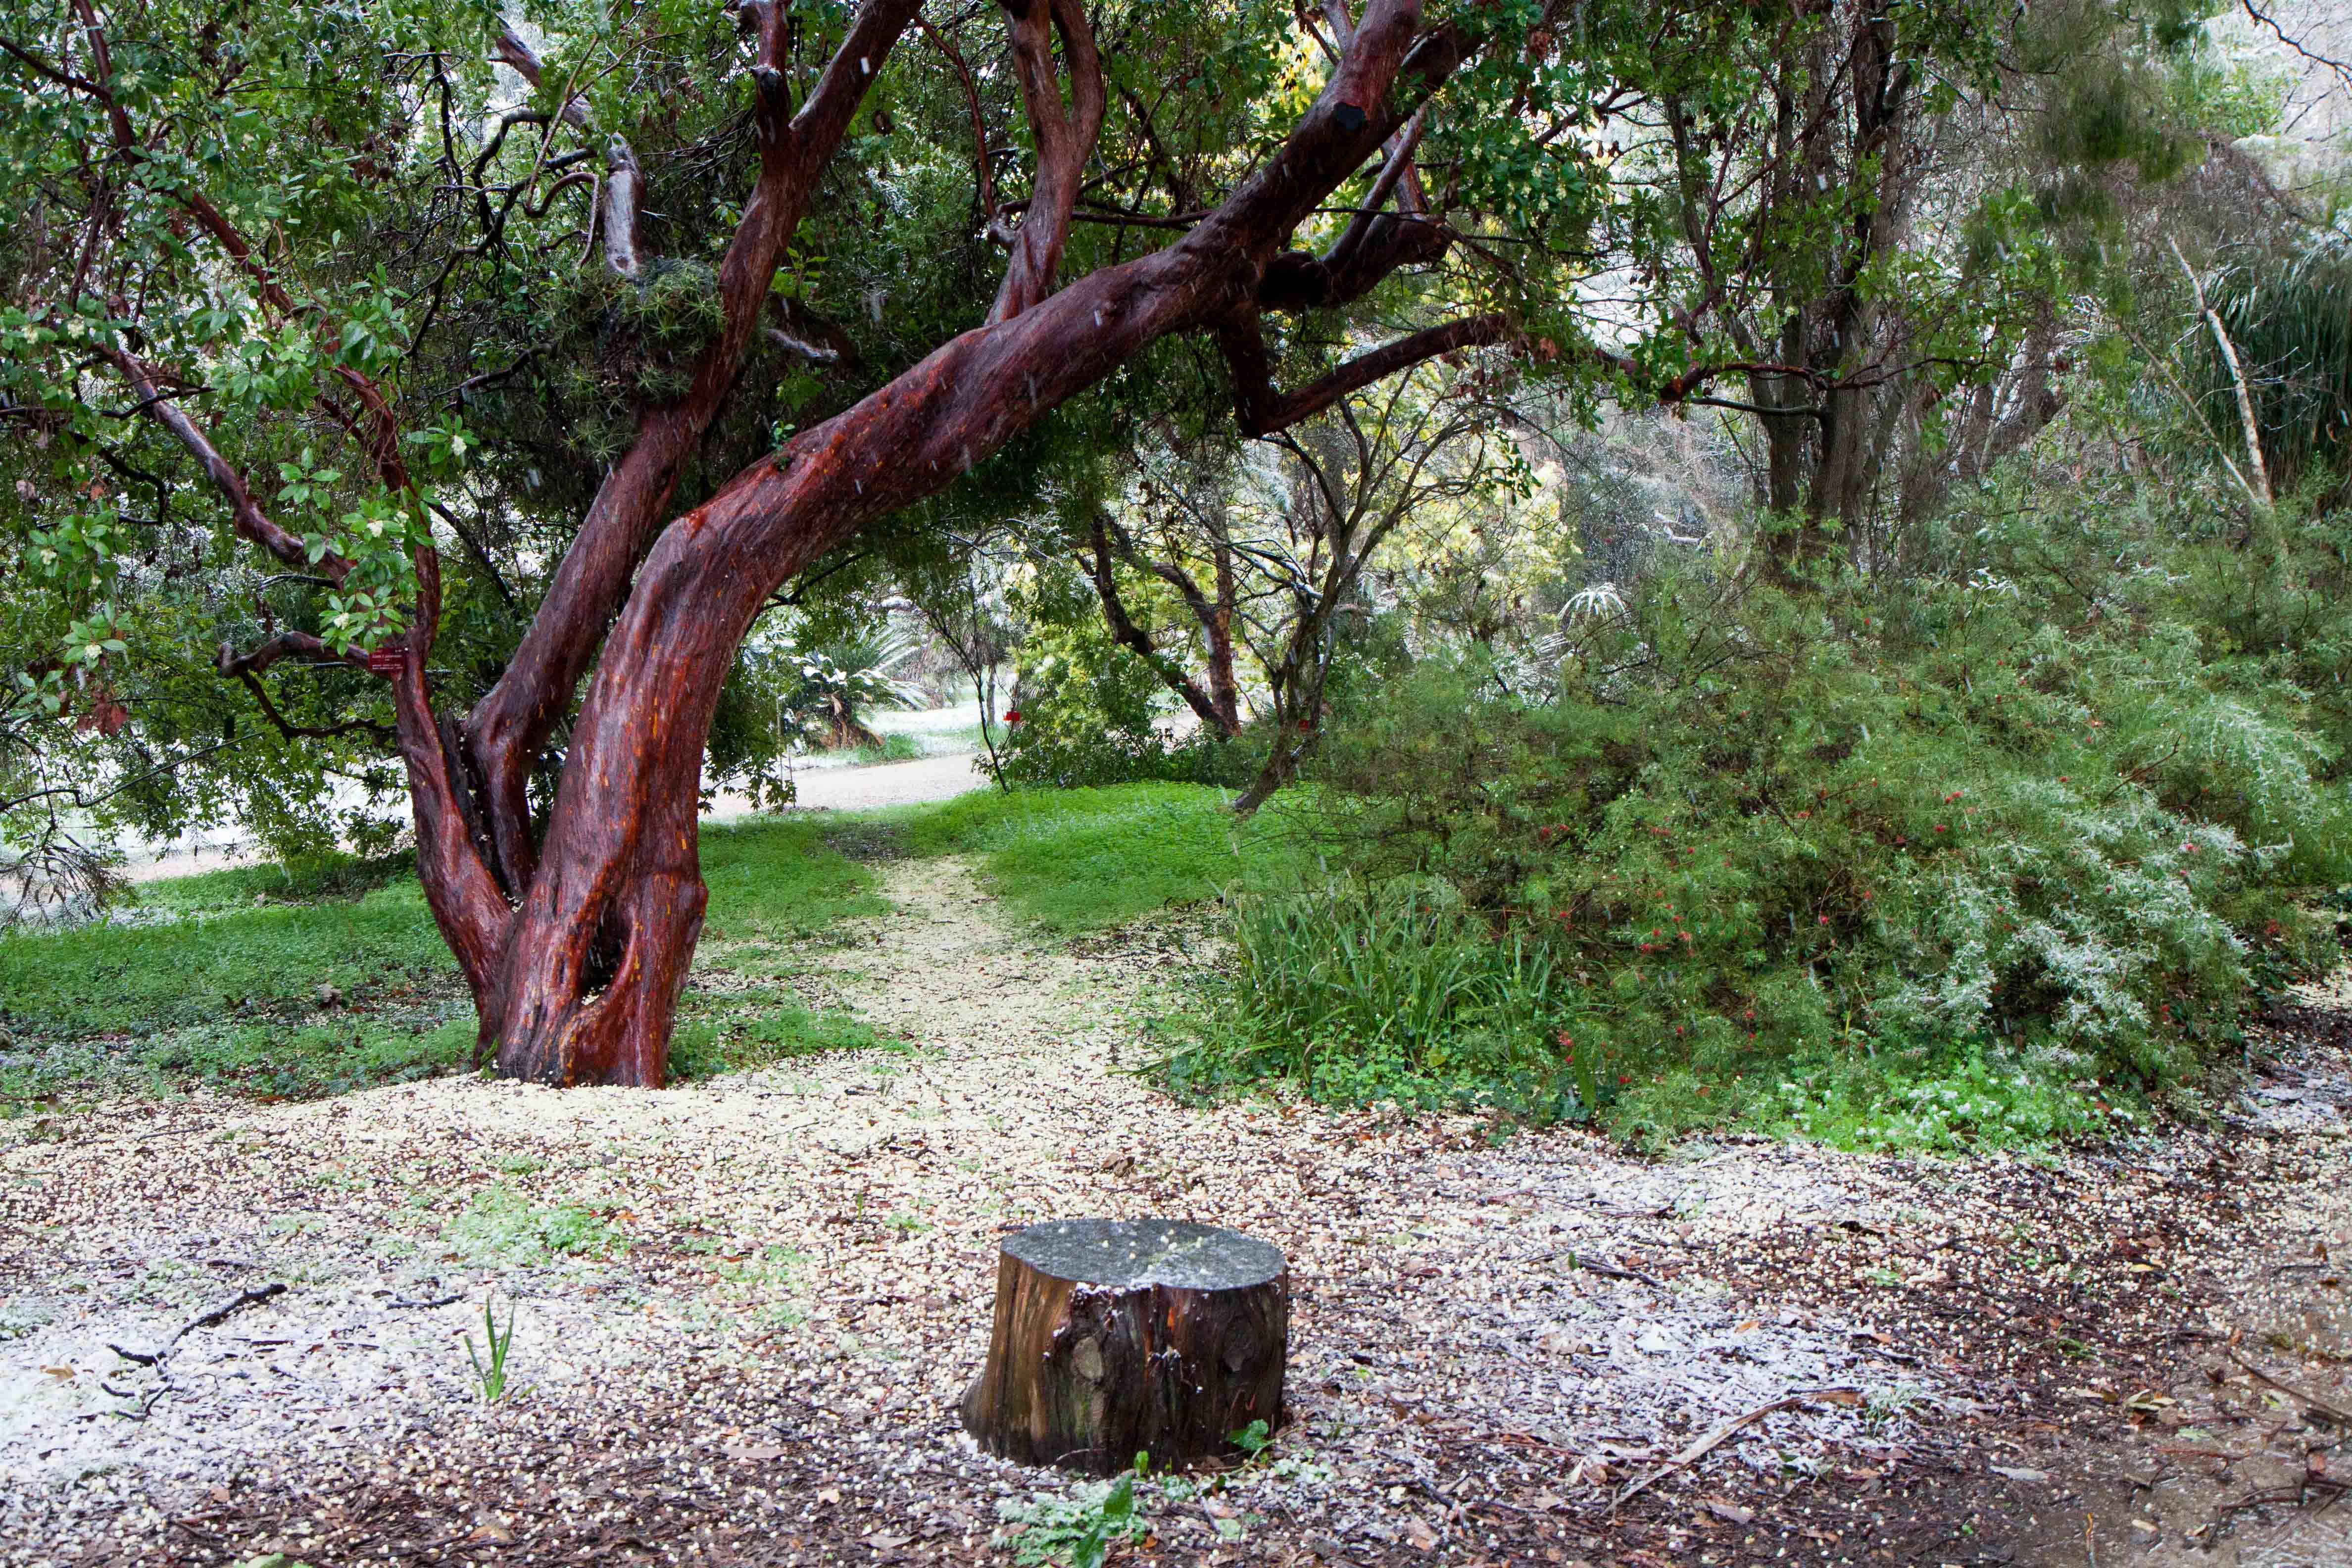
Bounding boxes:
[878,782,1288,931]
[699,814,892,937]
[444,1185,625,1267]
[0,786,1269,1113]
[670,987,897,1077]
[1149,875,2139,1156]
[0,876,457,1040]
[0,818,891,1112]
[840,733,926,765]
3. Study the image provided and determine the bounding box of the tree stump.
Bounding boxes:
[961,1217,1288,1473]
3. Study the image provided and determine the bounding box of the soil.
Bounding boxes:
[2,856,2347,1568]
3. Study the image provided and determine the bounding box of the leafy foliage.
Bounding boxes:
[1165,536,2347,1142]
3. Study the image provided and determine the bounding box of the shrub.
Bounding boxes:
[1170,565,2344,1142]
[997,570,1259,790]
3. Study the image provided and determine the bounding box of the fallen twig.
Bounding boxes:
[173,1281,287,1347]
[102,1281,286,1421]
[2226,1350,2352,1427]
[388,1293,462,1310]
[1565,1250,1664,1289]
[1614,1387,1860,1509]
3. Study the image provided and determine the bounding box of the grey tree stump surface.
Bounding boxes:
[961,1218,1288,1473]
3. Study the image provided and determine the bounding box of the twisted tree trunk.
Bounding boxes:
[452,0,1480,1084]
[83,0,1496,1087]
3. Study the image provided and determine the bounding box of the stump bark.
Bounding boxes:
[961,1217,1288,1473]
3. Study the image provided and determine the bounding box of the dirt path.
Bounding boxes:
[2,858,2347,1567]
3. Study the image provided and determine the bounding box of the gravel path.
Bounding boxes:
[3,858,2348,1567]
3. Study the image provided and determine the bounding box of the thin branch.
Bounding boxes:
[96,350,347,580]
[1221,313,1508,437]
[917,15,996,229]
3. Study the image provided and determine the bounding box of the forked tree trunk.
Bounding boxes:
[458,7,1463,1086]
[961,1218,1288,1473]
[103,0,1487,1089]
[391,0,1480,1086]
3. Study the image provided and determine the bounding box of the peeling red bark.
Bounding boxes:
[476,0,1479,1085]
[96,0,1509,1087]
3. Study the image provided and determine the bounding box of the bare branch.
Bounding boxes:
[1220,312,1507,437]
[96,349,348,580]
[601,135,643,277]
[217,635,393,742]
[493,25,589,126]
[918,16,997,229]
[2238,0,2352,93]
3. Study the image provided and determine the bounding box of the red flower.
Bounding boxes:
[1002,710,1022,725]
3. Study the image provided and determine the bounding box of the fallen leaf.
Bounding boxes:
[1991,1465,2051,1484]
[723,1440,789,1461]
[1703,1500,1754,1525]
[40,1366,73,1380]
[817,1487,842,1505]
[460,1521,516,1545]
[1403,1518,1439,1551]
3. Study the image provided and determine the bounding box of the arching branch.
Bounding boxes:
[1217,312,1508,438]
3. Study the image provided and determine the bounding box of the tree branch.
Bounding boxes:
[1219,312,1506,437]
[918,15,997,230]
[989,0,1106,324]
[1086,512,1234,736]
[461,0,924,894]
[96,349,350,580]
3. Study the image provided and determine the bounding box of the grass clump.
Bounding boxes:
[1158,887,1591,1119]
[843,733,925,765]
[443,1186,624,1267]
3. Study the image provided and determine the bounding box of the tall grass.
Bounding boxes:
[1157,886,1599,1119]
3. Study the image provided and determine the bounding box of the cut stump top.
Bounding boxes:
[1001,1218,1284,1292]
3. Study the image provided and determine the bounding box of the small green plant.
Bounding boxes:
[846,733,925,765]
[1862,1382,1927,1435]
[995,1472,1148,1568]
[443,1187,622,1267]
[463,1293,524,1403]
[1229,1418,1273,1456]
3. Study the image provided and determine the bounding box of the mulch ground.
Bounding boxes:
[11,866,2350,1568]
